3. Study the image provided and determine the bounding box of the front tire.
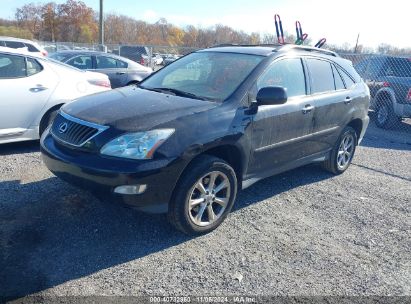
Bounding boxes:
[322,126,357,175]
[168,155,238,235]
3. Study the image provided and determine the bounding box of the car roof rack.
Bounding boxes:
[209,43,338,57]
[210,43,289,48]
[278,44,339,57]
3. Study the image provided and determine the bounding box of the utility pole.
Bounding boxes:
[99,0,104,46]
[354,33,360,53]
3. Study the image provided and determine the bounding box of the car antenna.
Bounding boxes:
[274,14,285,44]
[294,21,308,45]
[314,38,327,48]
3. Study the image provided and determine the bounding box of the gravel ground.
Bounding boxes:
[0,120,410,301]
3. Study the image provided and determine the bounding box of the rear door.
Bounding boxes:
[0,54,58,135]
[248,57,316,176]
[95,55,128,88]
[306,58,358,153]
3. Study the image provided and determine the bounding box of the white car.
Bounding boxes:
[152,54,164,65]
[0,36,48,57]
[0,47,111,144]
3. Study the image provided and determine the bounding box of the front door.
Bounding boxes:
[0,54,57,136]
[247,57,316,177]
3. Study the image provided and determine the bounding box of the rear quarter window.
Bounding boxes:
[25,43,40,52]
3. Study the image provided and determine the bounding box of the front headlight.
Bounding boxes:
[100,129,175,160]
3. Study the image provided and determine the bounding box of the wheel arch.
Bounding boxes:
[347,118,363,142]
[39,103,64,135]
[374,88,396,107]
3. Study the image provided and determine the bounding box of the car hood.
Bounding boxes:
[62,87,218,132]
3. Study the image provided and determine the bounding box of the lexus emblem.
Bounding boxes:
[58,122,68,134]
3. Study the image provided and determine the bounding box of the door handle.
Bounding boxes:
[116,72,126,75]
[302,104,315,114]
[29,85,48,92]
[344,97,353,104]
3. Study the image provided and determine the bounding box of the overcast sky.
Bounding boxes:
[1,0,409,48]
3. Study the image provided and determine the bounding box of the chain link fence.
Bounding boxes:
[37,41,198,70]
[37,41,411,133]
[340,53,411,133]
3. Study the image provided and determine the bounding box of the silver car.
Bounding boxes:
[50,51,153,88]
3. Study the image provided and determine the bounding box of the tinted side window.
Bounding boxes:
[27,58,43,76]
[25,43,40,52]
[0,41,5,47]
[117,59,128,68]
[257,58,306,98]
[332,64,345,90]
[0,54,26,78]
[5,41,26,49]
[338,68,355,88]
[67,55,93,70]
[96,56,117,69]
[307,59,335,94]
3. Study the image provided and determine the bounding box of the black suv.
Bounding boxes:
[41,45,370,235]
[355,56,411,128]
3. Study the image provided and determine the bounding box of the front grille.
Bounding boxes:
[51,112,107,147]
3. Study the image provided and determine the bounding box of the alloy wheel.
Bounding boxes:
[188,171,231,227]
[337,133,355,170]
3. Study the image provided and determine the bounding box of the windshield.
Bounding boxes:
[140,51,264,101]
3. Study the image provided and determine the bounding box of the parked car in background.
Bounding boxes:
[0,47,110,144]
[152,54,164,65]
[164,54,180,66]
[355,56,411,128]
[0,36,48,57]
[50,51,152,88]
[41,44,369,235]
[112,45,150,66]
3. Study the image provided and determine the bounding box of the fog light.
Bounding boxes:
[114,184,147,195]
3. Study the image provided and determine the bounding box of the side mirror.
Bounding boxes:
[256,86,287,106]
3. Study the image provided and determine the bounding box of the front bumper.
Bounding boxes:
[40,131,188,213]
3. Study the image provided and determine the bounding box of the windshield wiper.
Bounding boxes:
[143,86,211,101]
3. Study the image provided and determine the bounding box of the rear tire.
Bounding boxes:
[168,155,237,235]
[39,109,58,136]
[322,126,357,175]
[375,100,399,129]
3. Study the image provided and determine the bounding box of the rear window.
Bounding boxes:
[307,58,335,94]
